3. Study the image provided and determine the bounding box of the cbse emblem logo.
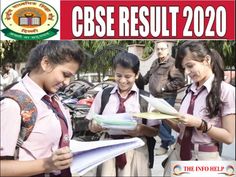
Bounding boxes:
[1,0,58,40]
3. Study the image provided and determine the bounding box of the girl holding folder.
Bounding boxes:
[1,41,84,177]
[163,41,235,176]
[87,52,160,176]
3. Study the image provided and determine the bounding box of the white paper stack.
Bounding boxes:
[70,137,144,175]
[93,113,137,130]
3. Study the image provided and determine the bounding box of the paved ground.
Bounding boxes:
[151,136,167,176]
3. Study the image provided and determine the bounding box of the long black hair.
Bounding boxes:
[175,41,224,118]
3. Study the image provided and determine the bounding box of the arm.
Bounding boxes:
[86,90,103,120]
[178,113,235,144]
[1,147,73,176]
[1,99,73,176]
[180,83,235,144]
[88,119,106,133]
[143,59,158,85]
[125,124,159,137]
[142,70,150,85]
[163,119,180,133]
[86,90,108,133]
[206,114,235,144]
[164,65,185,91]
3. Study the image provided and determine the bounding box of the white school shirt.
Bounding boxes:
[87,84,160,135]
[0,74,72,160]
[178,74,235,144]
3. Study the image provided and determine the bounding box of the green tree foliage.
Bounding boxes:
[206,40,235,68]
[76,40,155,81]
[1,40,235,78]
[0,40,41,65]
[176,40,235,68]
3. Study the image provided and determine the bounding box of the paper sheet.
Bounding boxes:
[140,95,178,115]
[133,111,177,120]
[70,137,144,175]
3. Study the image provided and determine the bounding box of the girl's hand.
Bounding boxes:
[124,124,144,137]
[176,113,202,128]
[45,146,73,172]
[89,120,106,133]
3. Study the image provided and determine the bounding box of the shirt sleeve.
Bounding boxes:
[221,83,235,117]
[0,98,21,156]
[143,59,158,85]
[165,65,185,91]
[86,90,103,120]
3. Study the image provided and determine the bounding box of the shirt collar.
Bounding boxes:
[111,84,139,95]
[21,74,49,102]
[190,74,215,93]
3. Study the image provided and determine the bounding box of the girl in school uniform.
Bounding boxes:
[0,41,84,177]
[163,41,235,176]
[87,52,160,176]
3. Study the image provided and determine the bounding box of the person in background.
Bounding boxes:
[0,70,8,95]
[163,41,235,176]
[0,41,84,177]
[143,41,185,155]
[3,62,19,86]
[87,52,160,176]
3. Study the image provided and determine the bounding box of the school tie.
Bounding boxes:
[180,87,205,160]
[117,91,134,113]
[42,95,71,177]
[115,91,134,169]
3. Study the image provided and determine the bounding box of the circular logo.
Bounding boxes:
[172,164,190,176]
[226,165,235,176]
[1,0,58,40]
[173,165,183,175]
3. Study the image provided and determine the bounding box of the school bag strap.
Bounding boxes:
[1,89,37,159]
[100,87,114,114]
[180,83,192,104]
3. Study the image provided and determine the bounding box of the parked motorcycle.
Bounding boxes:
[58,79,116,141]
